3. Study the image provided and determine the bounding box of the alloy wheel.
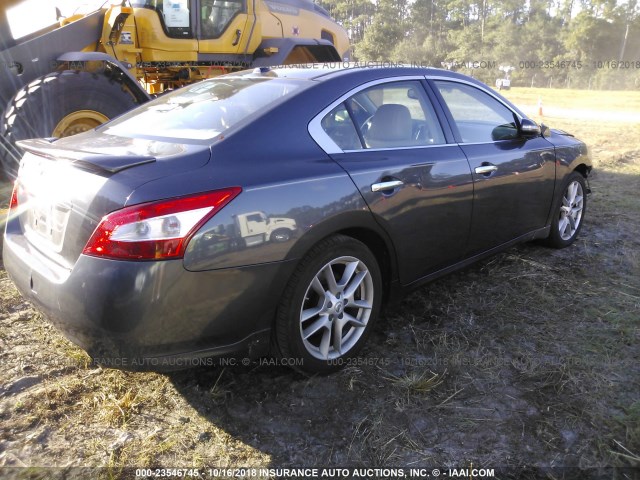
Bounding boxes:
[559,180,584,241]
[299,256,374,360]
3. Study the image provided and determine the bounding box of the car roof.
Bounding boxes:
[235,63,474,83]
[270,64,529,119]
[222,64,528,123]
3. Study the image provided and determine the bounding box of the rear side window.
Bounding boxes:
[104,77,305,141]
[434,81,519,143]
[321,104,363,151]
[320,80,446,151]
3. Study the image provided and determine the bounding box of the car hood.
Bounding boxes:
[548,127,575,137]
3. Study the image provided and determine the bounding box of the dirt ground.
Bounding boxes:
[0,112,639,480]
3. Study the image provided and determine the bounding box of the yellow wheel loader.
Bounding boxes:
[0,0,350,178]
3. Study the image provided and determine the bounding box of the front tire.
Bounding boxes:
[275,235,382,374]
[270,229,292,243]
[545,171,587,248]
[1,70,137,179]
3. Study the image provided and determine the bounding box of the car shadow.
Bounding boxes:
[167,329,393,467]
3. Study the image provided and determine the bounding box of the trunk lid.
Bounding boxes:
[10,131,212,270]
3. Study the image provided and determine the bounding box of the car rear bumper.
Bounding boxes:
[3,233,296,371]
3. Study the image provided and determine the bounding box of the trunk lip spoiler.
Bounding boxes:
[16,138,156,173]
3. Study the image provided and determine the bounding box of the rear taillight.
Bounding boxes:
[9,182,19,210]
[83,187,241,260]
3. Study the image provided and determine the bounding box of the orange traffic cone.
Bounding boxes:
[537,97,544,117]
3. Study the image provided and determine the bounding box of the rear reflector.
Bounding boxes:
[83,187,241,260]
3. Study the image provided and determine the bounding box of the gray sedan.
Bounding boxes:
[3,65,592,373]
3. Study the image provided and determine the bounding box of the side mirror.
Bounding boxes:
[519,118,541,137]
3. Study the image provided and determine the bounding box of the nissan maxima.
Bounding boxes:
[3,65,592,373]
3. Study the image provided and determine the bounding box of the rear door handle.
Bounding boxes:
[371,180,404,192]
[474,165,498,175]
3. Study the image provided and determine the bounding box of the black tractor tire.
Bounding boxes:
[0,70,138,180]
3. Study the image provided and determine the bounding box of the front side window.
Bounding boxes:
[245,213,264,223]
[320,81,446,151]
[104,77,306,141]
[434,81,519,143]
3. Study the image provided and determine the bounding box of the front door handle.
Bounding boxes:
[371,180,404,192]
[475,164,498,175]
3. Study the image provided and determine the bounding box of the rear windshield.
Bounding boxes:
[103,77,306,141]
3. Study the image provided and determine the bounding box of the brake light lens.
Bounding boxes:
[83,187,241,260]
[9,182,19,210]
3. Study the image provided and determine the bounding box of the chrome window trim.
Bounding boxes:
[452,140,520,147]
[308,74,533,154]
[308,75,431,155]
[343,143,459,153]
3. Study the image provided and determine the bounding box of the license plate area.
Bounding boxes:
[25,196,72,253]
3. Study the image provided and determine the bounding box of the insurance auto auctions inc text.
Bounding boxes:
[217,467,496,478]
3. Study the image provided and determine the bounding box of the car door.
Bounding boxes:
[431,80,557,255]
[197,0,250,55]
[309,78,474,285]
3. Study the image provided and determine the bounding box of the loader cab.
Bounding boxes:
[132,0,250,54]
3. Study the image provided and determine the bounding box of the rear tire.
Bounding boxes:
[1,70,137,179]
[275,235,382,374]
[544,171,587,248]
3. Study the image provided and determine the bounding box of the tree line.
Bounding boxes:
[318,0,640,89]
